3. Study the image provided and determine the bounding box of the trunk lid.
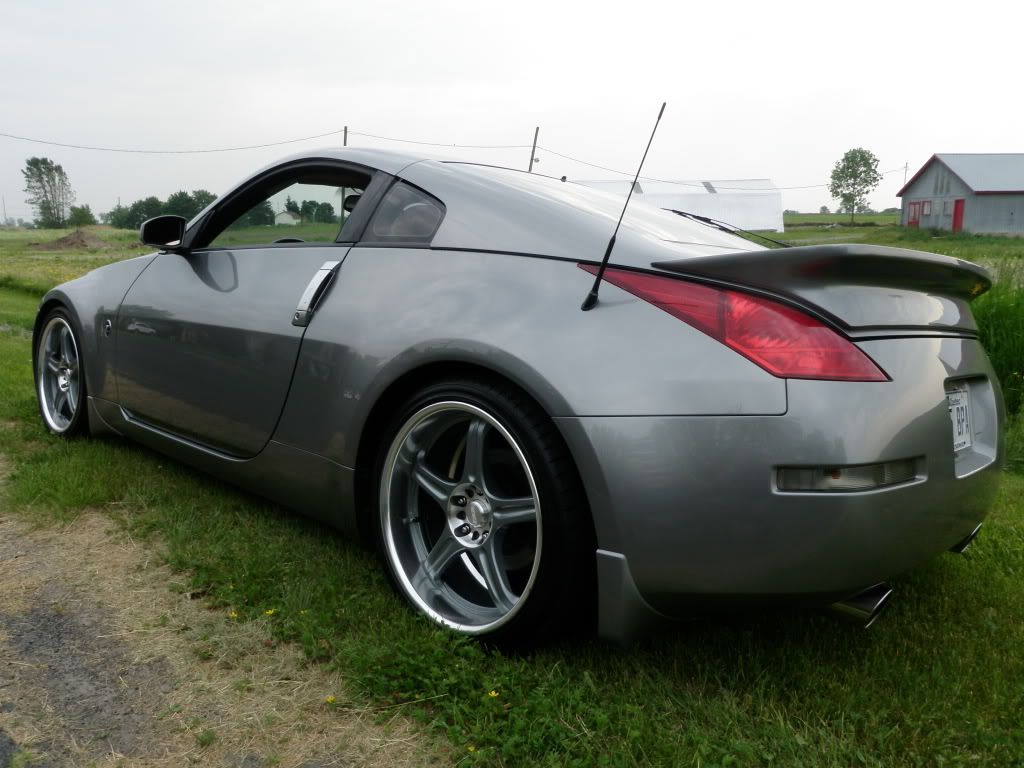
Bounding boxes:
[651,244,991,335]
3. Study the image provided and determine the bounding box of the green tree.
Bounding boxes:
[164,190,200,219]
[819,205,830,215]
[285,196,300,214]
[190,189,216,212]
[246,200,275,226]
[829,148,882,224]
[68,204,97,227]
[22,156,76,228]
[126,197,164,229]
[104,204,132,229]
[314,202,337,224]
[299,199,318,221]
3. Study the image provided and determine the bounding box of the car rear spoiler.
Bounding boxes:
[651,244,992,334]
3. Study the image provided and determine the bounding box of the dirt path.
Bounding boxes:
[0,511,445,767]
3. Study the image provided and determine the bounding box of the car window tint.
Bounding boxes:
[367,182,444,242]
[207,175,368,249]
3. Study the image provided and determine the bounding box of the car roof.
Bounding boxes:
[212,148,759,263]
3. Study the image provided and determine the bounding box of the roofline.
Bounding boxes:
[896,153,1024,196]
[897,154,975,197]
[896,154,935,197]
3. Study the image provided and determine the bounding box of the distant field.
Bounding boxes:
[0,226,149,294]
[784,212,900,226]
[773,223,1024,264]
[212,221,344,246]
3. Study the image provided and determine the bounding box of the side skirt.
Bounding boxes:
[89,397,356,534]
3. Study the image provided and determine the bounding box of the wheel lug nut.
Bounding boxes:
[452,495,466,507]
[466,488,474,498]
[454,524,471,537]
[456,511,466,520]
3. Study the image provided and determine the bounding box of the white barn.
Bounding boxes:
[576,178,783,232]
[275,211,301,226]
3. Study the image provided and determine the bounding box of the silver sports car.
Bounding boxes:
[33,148,1003,642]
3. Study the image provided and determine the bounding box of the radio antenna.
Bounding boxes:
[581,101,666,311]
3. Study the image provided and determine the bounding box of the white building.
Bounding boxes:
[576,178,783,232]
[275,211,301,226]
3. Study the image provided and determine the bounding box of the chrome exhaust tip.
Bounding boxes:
[829,582,893,628]
[949,523,982,555]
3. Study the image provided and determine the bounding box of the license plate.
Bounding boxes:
[947,387,973,452]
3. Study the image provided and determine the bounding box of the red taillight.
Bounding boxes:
[579,265,888,382]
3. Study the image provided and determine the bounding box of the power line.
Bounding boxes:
[536,144,905,191]
[0,125,905,191]
[0,127,532,154]
[348,130,531,150]
[0,128,350,154]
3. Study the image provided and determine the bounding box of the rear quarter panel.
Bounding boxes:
[272,247,787,466]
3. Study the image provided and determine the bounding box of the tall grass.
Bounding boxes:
[973,259,1024,469]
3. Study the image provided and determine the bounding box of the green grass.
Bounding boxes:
[775,224,1024,262]
[210,222,344,247]
[2,227,1024,766]
[784,213,899,227]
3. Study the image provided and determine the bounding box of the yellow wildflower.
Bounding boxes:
[325,695,336,705]
[264,609,275,616]
[488,690,500,698]
[227,610,239,620]
[467,745,477,753]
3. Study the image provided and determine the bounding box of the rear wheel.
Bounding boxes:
[35,309,88,436]
[376,378,594,643]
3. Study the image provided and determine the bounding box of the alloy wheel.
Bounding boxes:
[380,401,542,634]
[37,316,81,433]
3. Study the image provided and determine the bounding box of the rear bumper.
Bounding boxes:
[556,336,1004,641]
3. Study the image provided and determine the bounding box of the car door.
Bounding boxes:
[114,161,385,457]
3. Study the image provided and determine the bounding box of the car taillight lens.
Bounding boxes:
[579,265,888,381]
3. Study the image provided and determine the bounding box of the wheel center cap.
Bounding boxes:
[447,484,492,545]
[466,498,490,527]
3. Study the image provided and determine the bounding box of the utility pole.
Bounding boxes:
[343,126,348,147]
[1,195,6,225]
[903,162,908,186]
[528,127,539,172]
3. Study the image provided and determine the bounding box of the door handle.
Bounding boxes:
[292,260,341,327]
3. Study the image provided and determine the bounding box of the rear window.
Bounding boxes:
[367,182,444,243]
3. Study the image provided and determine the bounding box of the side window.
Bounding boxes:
[202,169,371,249]
[366,182,444,243]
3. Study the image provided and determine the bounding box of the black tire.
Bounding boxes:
[373,376,595,645]
[34,307,89,437]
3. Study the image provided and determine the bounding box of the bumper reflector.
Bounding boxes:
[777,459,919,492]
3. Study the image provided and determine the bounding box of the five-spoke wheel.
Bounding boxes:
[36,311,87,435]
[377,379,595,642]
[381,401,541,633]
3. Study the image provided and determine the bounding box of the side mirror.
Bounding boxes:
[140,215,187,251]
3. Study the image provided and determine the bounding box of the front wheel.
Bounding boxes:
[376,378,594,643]
[35,309,89,436]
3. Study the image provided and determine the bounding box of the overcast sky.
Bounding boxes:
[2,0,1020,222]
